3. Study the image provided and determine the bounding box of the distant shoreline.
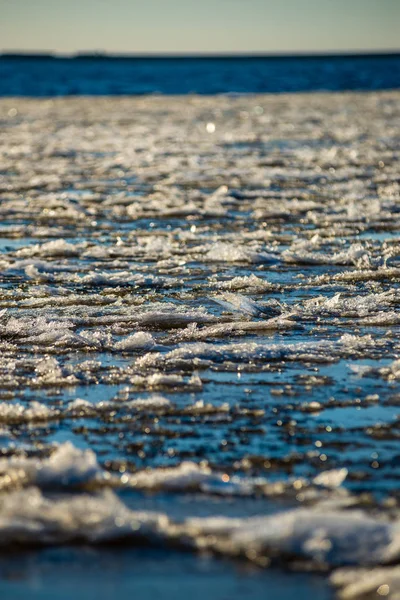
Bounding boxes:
[1,50,400,60]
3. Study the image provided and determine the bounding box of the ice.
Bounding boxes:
[0,483,398,578]
[313,468,348,489]
[0,443,103,489]
[0,439,351,499]
[193,509,396,567]
[124,461,220,491]
[0,487,164,546]
[15,239,81,258]
[168,317,296,342]
[350,359,400,381]
[211,274,276,292]
[298,291,398,319]
[283,242,371,268]
[124,395,172,411]
[131,304,219,328]
[114,331,155,351]
[204,242,278,264]
[66,398,97,415]
[1,92,400,597]
[0,315,97,348]
[331,566,400,599]
[210,293,281,318]
[181,399,230,414]
[34,357,78,385]
[0,401,59,424]
[136,334,376,370]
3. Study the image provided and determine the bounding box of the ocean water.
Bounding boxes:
[0,53,399,96]
[1,88,400,599]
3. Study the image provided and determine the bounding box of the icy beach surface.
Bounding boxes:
[0,92,400,598]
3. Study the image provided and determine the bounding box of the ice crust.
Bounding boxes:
[1,92,400,597]
[136,334,378,370]
[0,474,398,581]
[0,439,370,573]
[0,441,347,496]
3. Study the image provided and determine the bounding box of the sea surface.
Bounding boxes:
[0,83,400,599]
[0,53,399,96]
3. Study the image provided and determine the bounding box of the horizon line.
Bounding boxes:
[1,49,400,60]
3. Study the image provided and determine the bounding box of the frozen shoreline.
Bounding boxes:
[0,91,399,598]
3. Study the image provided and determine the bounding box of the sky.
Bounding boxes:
[0,0,399,55]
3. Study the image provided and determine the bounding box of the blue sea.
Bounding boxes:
[0,53,399,96]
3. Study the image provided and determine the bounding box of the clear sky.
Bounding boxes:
[0,0,399,55]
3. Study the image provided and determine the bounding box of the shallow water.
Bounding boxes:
[0,92,400,598]
[0,547,332,600]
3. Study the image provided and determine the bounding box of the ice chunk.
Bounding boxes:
[331,566,400,599]
[205,242,278,264]
[0,442,104,489]
[313,468,348,489]
[283,243,371,268]
[125,395,172,411]
[16,239,81,258]
[114,331,155,351]
[211,293,281,318]
[0,401,59,424]
[211,274,276,292]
